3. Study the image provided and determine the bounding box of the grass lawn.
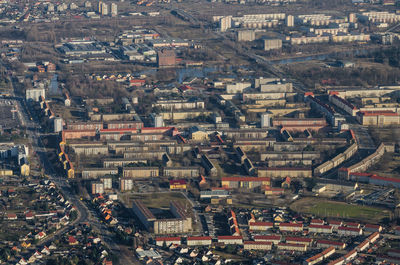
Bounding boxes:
[121,192,189,209]
[290,197,390,223]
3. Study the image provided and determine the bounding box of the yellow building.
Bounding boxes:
[169,179,187,190]
[20,164,30,177]
[221,177,270,189]
[0,169,13,176]
[190,129,208,141]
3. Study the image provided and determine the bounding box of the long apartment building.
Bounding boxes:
[132,200,192,234]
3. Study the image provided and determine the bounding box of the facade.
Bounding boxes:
[264,38,282,51]
[237,30,255,41]
[163,167,200,178]
[120,178,134,191]
[155,237,181,247]
[110,3,117,17]
[278,222,303,232]
[337,226,363,236]
[81,168,118,179]
[316,240,346,250]
[244,241,272,250]
[308,224,333,234]
[277,242,307,252]
[187,236,212,246]
[122,167,159,179]
[356,111,400,126]
[53,117,63,133]
[249,221,274,231]
[217,236,243,245]
[157,49,176,67]
[258,167,312,178]
[132,200,192,234]
[26,88,45,101]
[91,182,104,195]
[169,179,187,190]
[100,177,112,189]
[221,177,270,189]
[201,154,217,176]
[260,112,271,128]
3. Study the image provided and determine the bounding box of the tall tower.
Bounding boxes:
[101,2,108,15]
[286,15,294,27]
[98,1,103,14]
[111,3,118,17]
[261,112,271,128]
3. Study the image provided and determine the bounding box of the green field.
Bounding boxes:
[121,192,189,209]
[290,198,391,223]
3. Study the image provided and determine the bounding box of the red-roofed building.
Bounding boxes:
[338,226,362,236]
[364,224,382,233]
[68,236,78,245]
[327,220,343,230]
[370,174,400,188]
[253,235,282,244]
[316,240,346,249]
[217,235,243,245]
[187,236,212,246]
[7,213,17,220]
[310,219,324,225]
[221,177,270,189]
[329,94,358,116]
[129,79,146,87]
[25,212,35,220]
[243,241,272,250]
[155,237,181,246]
[278,222,303,232]
[277,242,307,252]
[345,222,360,228]
[169,179,187,191]
[356,110,400,126]
[308,224,333,234]
[249,221,274,231]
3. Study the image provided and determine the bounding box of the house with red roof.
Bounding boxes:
[249,221,274,231]
[278,222,303,232]
[217,235,243,245]
[187,236,212,246]
[68,236,78,245]
[7,213,17,220]
[35,231,46,240]
[155,237,181,247]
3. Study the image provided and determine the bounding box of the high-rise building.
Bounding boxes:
[237,30,255,41]
[157,49,176,67]
[220,16,232,32]
[111,3,118,17]
[98,1,103,13]
[286,15,294,27]
[349,13,356,23]
[53,117,63,133]
[101,2,108,15]
[264,38,282,51]
[151,113,164,127]
[261,112,271,128]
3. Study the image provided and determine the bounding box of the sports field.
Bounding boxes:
[121,192,189,208]
[290,197,390,223]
